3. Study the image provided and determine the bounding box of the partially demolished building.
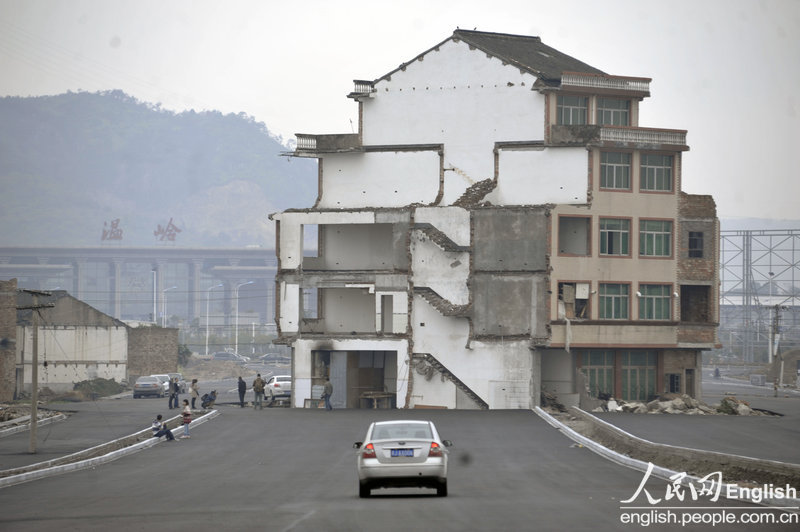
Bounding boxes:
[272,30,719,409]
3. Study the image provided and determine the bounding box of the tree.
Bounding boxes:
[178,344,192,366]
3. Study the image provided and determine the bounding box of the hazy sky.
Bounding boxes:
[1,0,798,221]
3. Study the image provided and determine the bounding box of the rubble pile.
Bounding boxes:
[592,393,770,416]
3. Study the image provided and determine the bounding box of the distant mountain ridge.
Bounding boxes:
[0,90,316,247]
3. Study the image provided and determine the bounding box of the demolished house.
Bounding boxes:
[272,29,719,409]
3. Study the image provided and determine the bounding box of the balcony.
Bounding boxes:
[293,133,361,156]
[560,72,651,97]
[348,79,376,99]
[549,125,688,151]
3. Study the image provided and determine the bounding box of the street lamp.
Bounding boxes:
[205,283,223,356]
[234,281,254,354]
[161,286,177,327]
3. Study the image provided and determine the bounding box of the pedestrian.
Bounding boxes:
[168,377,179,409]
[151,414,175,441]
[237,376,246,407]
[322,377,333,411]
[181,399,192,438]
[252,373,266,410]
[190,379,199,409]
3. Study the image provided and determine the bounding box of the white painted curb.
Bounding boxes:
[0,414,68,438]
[0,409,220,489]
[533,406,800,510]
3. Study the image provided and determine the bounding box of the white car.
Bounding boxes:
[265,375,292,404]
[151,374,171,394]
[354,419,453,497]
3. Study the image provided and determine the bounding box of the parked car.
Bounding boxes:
[151,374,171,394]
[265,375,292,403]
[354,419,453,498]
[167,373,187,393]
[133,376,164,398]
[211,352,246,364]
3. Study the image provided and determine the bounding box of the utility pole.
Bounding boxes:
[17,290,54,454]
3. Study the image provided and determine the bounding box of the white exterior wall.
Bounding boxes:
[362,39,544,205]
[292,338,409,408]
[279,282,300,333]
[415,206,470,246]
[318,151,441,209]
[411,237,470,305]
[274,211,376,269]
[411,296,533,409]
[17,325,128,392]
[487,147,589,206]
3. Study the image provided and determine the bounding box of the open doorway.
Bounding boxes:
[312,350,398,408]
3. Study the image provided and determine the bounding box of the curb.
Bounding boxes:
[0,414,68,438]
[533,406,800,509]
[0,409,220,489]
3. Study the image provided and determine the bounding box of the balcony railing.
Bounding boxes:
[599,126,687,147]
[294,133,361,153]
[561,72,651,95]
[348,79,376,99]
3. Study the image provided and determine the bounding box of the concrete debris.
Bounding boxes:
[590,394,772,416]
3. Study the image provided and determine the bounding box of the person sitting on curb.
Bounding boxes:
[152,414,176,441]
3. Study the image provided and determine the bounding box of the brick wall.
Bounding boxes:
[127,326,178,381]
[0,279,16,402]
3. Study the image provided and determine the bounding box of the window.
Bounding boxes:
[557,95,588,125]
[640,154,673,191]
[597,97,630,126]
[621,350,656,401]
[559,282,590,319]
[600,152,631,189]
[638,284,671,320]
[599,283,629,319]
[600,218,630,256]
[666,373,681,394]
[581,350,615,398]
[639,220,673,257]
[689,231,704,258]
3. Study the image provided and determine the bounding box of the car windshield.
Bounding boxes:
[137,377,157,383]
[371,423,432,440]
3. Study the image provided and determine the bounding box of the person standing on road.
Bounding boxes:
[181,399,192,438]
[322,377,333,411]
[152,414,176,441]
[168,377,180,409]
[190,379,199,409]
[237,376,246,407]
[252,374,266,410]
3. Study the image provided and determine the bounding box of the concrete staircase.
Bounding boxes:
[412,352,489,410]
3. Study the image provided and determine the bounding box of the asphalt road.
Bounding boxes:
[1,402,796,531]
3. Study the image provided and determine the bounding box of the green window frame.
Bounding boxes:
[599,283,629,319]
[581,350,615,398]
[639,220,672,257]
[640,154,673,191]
[600,152,631,189]
[638,284,671,320]
[557,95,588,125]
[600,218,630,256]
[621,350,656,401]
[597,97,630,126]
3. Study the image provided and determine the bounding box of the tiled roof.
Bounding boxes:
[452,29,605,83]
[376,29,604,86]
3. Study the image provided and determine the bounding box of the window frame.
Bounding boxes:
[599,282,630,320]
[599,217,631,257]
[638,283,672,320]
[639,219,674,258]
[596,97,631,126]
[640,153,674,192]
[599,151,632,190]
[557,94,588,125]
[688,231,704,258]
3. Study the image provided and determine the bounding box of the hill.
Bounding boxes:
[0,91,316,247]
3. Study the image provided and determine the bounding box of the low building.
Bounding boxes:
[14,289,177,395]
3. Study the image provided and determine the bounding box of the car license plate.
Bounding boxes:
[391,449,414,457]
